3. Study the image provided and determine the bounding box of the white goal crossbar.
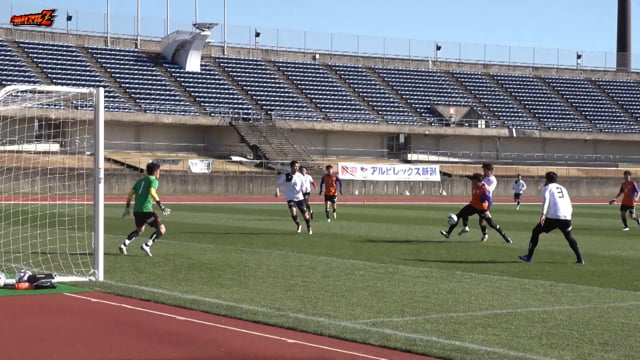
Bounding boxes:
[0,85,104,282]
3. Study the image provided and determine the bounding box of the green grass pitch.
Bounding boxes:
[85,202,640,360]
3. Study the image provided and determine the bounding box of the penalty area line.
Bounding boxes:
[63,292,389,360]
[353,301,640,324]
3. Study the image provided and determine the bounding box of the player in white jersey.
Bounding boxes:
[513,174,527,210]
[300,166,316,220]
[478,163,497,241]
[275,160,312,235]
[519,172,584,264]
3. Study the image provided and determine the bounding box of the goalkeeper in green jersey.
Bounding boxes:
[118,162,171,257]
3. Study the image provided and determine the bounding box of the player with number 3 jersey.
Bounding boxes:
[519,172,584,264]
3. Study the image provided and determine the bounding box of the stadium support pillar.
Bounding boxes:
[616,0,631,71]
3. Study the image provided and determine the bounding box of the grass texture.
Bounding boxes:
[84,202,640,360]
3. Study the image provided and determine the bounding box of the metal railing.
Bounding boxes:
[403,149,640,165]
[2,3,639,72]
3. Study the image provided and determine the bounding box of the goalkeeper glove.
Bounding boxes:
[161,207,171,216]
[122,208,130,218]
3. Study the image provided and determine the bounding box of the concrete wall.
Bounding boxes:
[105,172,617,199]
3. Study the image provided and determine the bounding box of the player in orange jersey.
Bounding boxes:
[610,170,640,231]
[440,173,511,244]
[318,164,342,222]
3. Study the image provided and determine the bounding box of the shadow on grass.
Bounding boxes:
[405,258,523,264]
[362,239,473,244]
[177,231,285,236]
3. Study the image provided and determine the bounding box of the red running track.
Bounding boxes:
[2,292,437,360]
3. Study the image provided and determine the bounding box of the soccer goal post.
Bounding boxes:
[0,85,104,282]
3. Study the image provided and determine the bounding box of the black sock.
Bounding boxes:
[126,230,139,240]
[145,230,163,247]
[123,230,139,246]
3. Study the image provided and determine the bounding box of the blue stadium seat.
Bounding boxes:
[591,78,640,133]
[216,56,322,121]
[274,60,378,124]
[451,70,534,130]
[544,75,640,133]
[164,62,258,119]
[86,45,197,116]
[17,40,133,113]
[374,66,475,126]
[493,73,592,132]
[331,63,420,125]
[0,38,41,86]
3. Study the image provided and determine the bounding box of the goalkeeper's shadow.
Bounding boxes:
[362,239,451,244]
[405,258,522,264]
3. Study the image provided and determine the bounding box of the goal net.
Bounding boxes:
[0,85,104,282]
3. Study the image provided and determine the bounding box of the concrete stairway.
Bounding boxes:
[230,120,313,163]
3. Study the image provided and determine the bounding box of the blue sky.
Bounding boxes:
[2,1,637,55]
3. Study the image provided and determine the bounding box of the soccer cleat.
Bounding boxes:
[519,255,532,262]
[576,259,585,265]
[327,218,331,223]
[140,244,152,257]
[310,212,314,220]
[118,244,127,255]
[296,224,302,233]
[622,227,630,231]
[636,218,640,225]
[440,230,450,239]
[480,234,489,242]
[516,205,520,210]
[457,226,470,236]
[502,234,512,244]
[333,212,337,219]
[308,228,313,235]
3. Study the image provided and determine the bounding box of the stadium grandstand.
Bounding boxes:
[0,23,639,198]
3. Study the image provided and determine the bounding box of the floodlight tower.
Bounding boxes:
[616,0,631,71]
[193,22,217,32]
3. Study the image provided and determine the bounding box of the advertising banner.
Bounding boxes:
[338,162,440,181]
[188,159,213,174]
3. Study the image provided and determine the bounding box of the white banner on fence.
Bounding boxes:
[188,159,213,174]
[338,162,440,181]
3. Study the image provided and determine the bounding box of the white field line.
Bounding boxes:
[64,293,386,360]
[172,240,640,298]
[63,293,388,360]
[353,301,640,324]
[91,282,552,360]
